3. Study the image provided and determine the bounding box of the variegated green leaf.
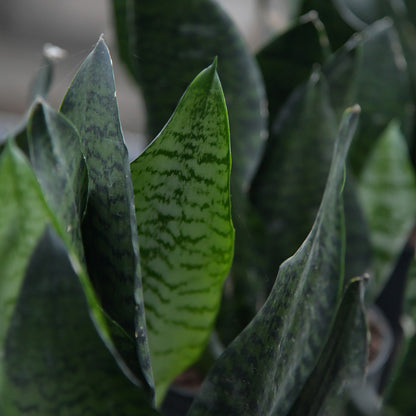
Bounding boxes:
[131,61,234,403]
[358,121,416,298]
[27,100,87,259]
[188,106,360,416]
[59,37,153,391]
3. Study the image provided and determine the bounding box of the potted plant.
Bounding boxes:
[2,0,416,415]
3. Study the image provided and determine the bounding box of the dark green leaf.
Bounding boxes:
[288,278,367,416]
[60,37,153,391]
[113,0,267,197]
[27,101,87,259]
[250,69,338,291]
[256,11,330,128]
[324,19,412,174]
[188,106,360,416]
[1,226,158,416]
[131,61,234,403]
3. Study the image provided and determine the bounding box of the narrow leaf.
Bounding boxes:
[60,37,153,391]
[188,106,359,416]
[131,62,234,402]
[1,226,159,416]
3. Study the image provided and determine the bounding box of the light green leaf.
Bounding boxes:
[1,226,158,416]
[358,121,416,297]
[188,106,359,416]
[60,37,153,391]
[131,61,234,403]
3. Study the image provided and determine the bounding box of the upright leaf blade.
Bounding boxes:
[188,106,360,416]
[60,38,153,391]
[131,62,234,402]
[27,101,87,259]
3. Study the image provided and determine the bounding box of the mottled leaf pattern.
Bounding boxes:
[188,107,360,416]
[131,62,234,402]
[358,121,416,298]
[60,38,153,391]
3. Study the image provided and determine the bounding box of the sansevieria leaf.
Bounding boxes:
[358,121,416,298]
[188,106,360,416]
[131,61,234,403]
[0,143,157,415]
[60,37,153,391]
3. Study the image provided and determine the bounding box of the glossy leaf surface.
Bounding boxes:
[60,38,153,390]
[189,107,360,416]
[131,62,234,402]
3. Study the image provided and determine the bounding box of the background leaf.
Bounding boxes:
[60,37,153,391]
[357,121,416,298]
[130,62,234,403]
[256,12,330,129]
[188,106,360,416]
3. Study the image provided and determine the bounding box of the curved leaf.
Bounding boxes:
[188,107,360,416]
[131,62,234,402]
[59,37,153,391]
